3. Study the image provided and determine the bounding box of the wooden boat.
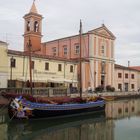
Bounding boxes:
[100,96,116,101]
[8,96,105,119]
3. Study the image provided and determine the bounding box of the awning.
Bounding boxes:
[17,77,78,84]
[47,78,64,83]
[47,78,78,83]
[16,77,48,83]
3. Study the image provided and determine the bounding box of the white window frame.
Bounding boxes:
[63,45,67,56]
[75,44,80,54]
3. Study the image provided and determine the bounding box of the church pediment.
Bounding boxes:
[88,24,116,40]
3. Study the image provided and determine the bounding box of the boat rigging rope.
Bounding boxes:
[0,103,8,112]
[24,57,29,88]
[9,111,17,122]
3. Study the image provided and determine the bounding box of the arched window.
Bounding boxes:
[27,21,30,31]
[34,21,39,32]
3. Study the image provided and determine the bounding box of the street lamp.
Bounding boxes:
[10,56,14,87]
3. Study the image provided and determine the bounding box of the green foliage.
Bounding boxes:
[106,85,115,92]
[95,85,104,92]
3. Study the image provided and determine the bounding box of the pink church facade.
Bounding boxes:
[39,25,116,91]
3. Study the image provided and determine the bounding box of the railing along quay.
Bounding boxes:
[0,87,70,97]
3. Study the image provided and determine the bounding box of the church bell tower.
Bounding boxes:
[23,1,43,51]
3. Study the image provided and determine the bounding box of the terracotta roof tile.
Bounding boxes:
[8,49,78,63]
[115,64,140,72]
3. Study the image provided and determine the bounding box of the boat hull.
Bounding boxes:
[32,105,105,119]
[8,98,105,120]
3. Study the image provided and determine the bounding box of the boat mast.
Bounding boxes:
[28,38,33,95]
[79,20,82,97]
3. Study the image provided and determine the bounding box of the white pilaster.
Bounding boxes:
[108,63,112,85]
[96,60,98,87]
[82,62,86,92]
[112,63,115,87]
[89,34,94,57]
[96,36,98,56]
[89,60,94,90]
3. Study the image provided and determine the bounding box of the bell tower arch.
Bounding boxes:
[23,1,43,51]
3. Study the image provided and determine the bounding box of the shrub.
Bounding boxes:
[106,85,115,92]
[95,85,104,92]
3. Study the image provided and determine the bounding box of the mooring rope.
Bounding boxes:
[9,111,17,122]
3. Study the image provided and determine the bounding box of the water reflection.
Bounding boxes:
[0,99,140,140]
[106,99,140,119]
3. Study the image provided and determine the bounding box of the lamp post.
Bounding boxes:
[10,56,14,87]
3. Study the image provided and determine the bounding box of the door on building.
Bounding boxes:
[101,75,105,88]
[124,83,128,91]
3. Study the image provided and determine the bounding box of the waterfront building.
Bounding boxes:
[130,66,140,89]
[0,41,8,88]
[7,50,78,88]
[114,64,139,92]
[0,42,78,88]
[23,1,116,92]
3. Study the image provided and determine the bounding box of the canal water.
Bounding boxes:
[0,98,140,140]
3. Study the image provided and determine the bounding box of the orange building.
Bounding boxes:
[23,1,116,92]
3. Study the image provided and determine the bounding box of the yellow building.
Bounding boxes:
[7,50,78,88]
[0,41,8,88]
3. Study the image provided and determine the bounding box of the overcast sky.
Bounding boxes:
[0,0,140,66]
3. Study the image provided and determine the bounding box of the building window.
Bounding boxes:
[118,83,122,90]
[125,108,128,113]
[75,44,79,54]
[125,73,128,79]
[118,73,122,78]
[131,84,134,89]
[31,61,34,69]
[118,108,122,114]
[132,107,135,112]
[52,47,57,56]
[58,64,62,71]
[45,62,49,70]
[70,65,73,73]
[63,46,67,56]
[101,46,105,56]
[27,21,30,31]
[101,61,106,74]
[34,21,39,32]
[10,58,16,68]
[131,74,135,79]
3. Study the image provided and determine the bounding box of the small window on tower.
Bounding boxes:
[34,21,39,32]
[27,21,30,31]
